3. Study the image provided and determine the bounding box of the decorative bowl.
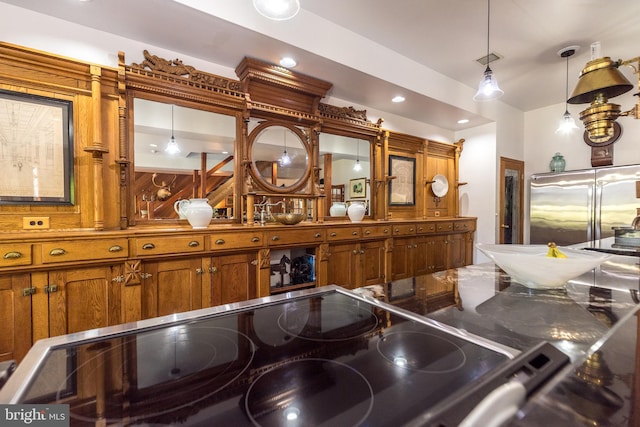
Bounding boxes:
[476,243,612,289]
[271,212,305,225]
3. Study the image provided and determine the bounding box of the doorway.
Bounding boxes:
[499,157,524,244]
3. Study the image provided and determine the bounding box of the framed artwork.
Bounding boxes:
[0,90,74,204]
[349,177,367,199]
[389,155,415,205]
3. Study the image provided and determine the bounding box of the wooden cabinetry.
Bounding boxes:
[328,238,387,289]
[203,253,258,307]
[0,274,32,363]
[140,258,202,319]
[31,265,124,341]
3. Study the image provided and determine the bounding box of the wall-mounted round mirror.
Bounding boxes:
[248,121,310,193]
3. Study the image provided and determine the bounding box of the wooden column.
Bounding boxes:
[84,65,109,231]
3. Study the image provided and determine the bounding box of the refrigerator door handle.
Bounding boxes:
[593,180,602,242]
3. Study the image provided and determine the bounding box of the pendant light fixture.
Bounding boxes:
[473,0,504,102]
[165,104,180,155]
[253,0,300,21]
[353,139,362,172]
[279,129,291,166]
[556,46,580,135]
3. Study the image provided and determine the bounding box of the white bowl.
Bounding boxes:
[476,243,612,289]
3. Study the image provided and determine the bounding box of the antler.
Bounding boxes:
[151,173,162,188]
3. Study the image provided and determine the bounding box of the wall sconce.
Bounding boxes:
[567,42,640,144]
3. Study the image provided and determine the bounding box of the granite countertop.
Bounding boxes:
[371,254,640,426]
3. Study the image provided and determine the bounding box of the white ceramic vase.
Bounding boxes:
[329,202,348,217]
[347,201,366,222]
[180,198,213,229]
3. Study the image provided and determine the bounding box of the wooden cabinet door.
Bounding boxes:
[141,258,202,319]
[205,253,257,307]
[360,240,386,287]
[327,242,358,289]
[46,265,123,337]
[0,273,32,363]
[413,235,429,276]
[426,235,448,273]
[447,232,467,269]
[391,237,414,280]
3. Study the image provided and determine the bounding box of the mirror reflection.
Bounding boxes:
[249,121,309,191]
[133,98,237,220]
[319,134,371,218]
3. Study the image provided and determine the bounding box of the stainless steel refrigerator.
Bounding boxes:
[530,164,640,246]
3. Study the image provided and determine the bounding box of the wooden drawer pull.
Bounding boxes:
[272,235,280,241]
[188,240,200,247]
[330,232,337,237]
[108,245,123,252]
[3,251,22,259]
[251,237,260,243]
[315,233,321,238]
[365,230,371,235]
[352,231,358,236]
[49,248,66,256]
[383,228,389,233]
[215,239,225,245]
[141,243,155,250]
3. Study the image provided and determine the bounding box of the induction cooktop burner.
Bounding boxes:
[2,287,516,426]
[277,297,379,341]
[377,331,466,373]
[245,358,374,426]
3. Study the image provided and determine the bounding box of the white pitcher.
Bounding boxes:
[173,199,190,219]
[176,198,213,229]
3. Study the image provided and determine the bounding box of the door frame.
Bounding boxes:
[499,157,524,244]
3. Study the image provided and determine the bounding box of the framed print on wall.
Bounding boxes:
[349,177,367,199]
[0,90,74,205]
[389,155,415,205]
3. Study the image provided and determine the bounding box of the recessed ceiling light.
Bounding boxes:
[457,119,470,124]
[279,57,297,68]
[253,0,300,20]
[392,96,405,103]
[222,151,229,155]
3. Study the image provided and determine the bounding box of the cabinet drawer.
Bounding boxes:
[133,235,204,256]
[0,243,32,268]
[267,229,325,246]
[416,223,437,234]
[454,220,475,232]
[436,222,454,232]
[42,238,129,263]
[391,224,417,236]
[328,227,361,241]
[209,232,264,250]
[362,225,392,238]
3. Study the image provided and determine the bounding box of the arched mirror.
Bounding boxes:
[248,121,311,193]
[132,98,237,221]
[319,133,372,219]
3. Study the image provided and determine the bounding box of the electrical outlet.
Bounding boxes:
[23,216,50,230]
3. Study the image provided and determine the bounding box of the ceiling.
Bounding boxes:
[3,0,640,131]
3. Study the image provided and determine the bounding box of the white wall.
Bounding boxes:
[457,123,497,264]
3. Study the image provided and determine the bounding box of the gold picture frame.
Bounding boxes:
[349,177,367,199]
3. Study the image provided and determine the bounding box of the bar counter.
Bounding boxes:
[364,254,640,426]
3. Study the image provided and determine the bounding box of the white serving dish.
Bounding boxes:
[476,243,613,289]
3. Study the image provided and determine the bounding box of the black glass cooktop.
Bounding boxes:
[3,288,513,426]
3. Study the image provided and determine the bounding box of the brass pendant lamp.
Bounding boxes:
[567,42,636,144]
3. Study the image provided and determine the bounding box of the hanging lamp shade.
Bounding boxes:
[555,46,580,135]
[567,57,633,105]
[165,105,180,155]
[474,66,504,101]
[473,0,503,102]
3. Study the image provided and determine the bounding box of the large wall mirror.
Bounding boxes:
[132,98,237,221]
[319,133,372,218]
[247,120,311,194]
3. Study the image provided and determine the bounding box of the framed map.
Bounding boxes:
[389,155,415,205]
[0,90,74,204]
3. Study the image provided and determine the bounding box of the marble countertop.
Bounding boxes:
[372,254,640,426]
